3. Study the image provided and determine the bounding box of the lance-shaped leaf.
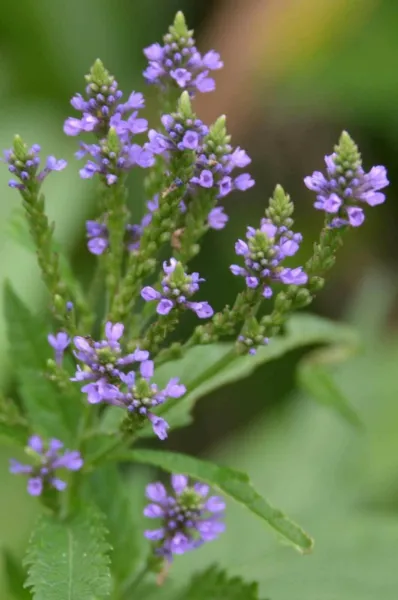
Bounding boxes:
[24,505,111,600]
[145,314,359,435]
[110,449,313,553]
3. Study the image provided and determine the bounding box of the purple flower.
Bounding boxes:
[3,138,67,190]
[64,60,147,143]
[77,130,154,185]
[102,362,185,440]
[190,135,254,200]
[71,321,149,404]
[86,220,109,254]
[48,332,70,366]
[144,474,225,561]
[10,435,83,496]
[146,114,208,156]
[143,14,223,96]
[304,131,388,228]
[141,258,213,320]
[230,217,307,297]
[208,206,228,230]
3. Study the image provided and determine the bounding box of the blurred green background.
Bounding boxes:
[1,0,398,598]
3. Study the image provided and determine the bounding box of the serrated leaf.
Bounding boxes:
[2,548,31,600]
[87,465,147,588]
[4,282,49,372]
[24,505,111,600]
[148,314,358,436]
[112,449,313,553]
[18,369,83,446]
[178,565,264,600]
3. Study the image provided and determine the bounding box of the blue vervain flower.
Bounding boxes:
[230,218,307,298]
[144,475,225,561]
[141,258,213,318]
[304,131,388,228]
[48,332,70,366]
[10,435,83,496]
[143,12,222,96]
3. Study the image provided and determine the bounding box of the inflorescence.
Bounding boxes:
[4,10,388,572]
[144,475,225,560]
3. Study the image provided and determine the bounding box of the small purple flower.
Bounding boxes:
[141,258,213,320]
[64,60,147,144]
[143,14,222,96]
[71,321,149,404]
[146,114,208,156]
[86,220,109,255]
[144,474,225,561]
[304,131,388,228]
[3,138,67,190]
[103,362,185,440]
[77,130,154,185]
[208,206,228,230]
[48,332,70,366]
[230,217,307,297]
[10,435,83,496]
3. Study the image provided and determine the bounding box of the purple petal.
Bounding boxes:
[235,239,249,255]
[88,237,108,255]
[140,360,154,379]
[194,483,210,497]
[105,322,124,343]
[51,478,67,491]
[157,299,174,315]
[27,477,43,496]
[149,414,169,440]
[171,475,188,495]
[9,459,32,474]
[165,378,186,398]
[146,482,167,503]
[346,206,365,227]
[208,206,228,230]
[143,503,164,518]
[141,286,161,302]
[188,301,214,319]
[28,435,43,454]
[144,528,165,541]
[234,173,255,191]
[205,496,226,513]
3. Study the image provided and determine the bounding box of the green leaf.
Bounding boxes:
[87,465,148,588]
[0,394,29,445]
[113,449,313,553]
[298,347,362,428]
[150,314,358,435]
[178,566,264,600]
[2,548,31,600]
[24,505,111,600]
[4,282,49,372]
[18,369,83,446]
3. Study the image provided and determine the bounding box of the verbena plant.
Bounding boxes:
[0,11,388,600]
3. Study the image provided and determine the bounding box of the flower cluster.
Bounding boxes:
[78,127,154,185]
[148,112,209,155]
[9,436,83,496]
[4,138,66,191]
[71,322,185,439]
[64,59,147,140]
[141,258,213,318]
[144,475,225,561]
[304,131,388,228]
[191,139,254,199]
[230,218,307,298]
[143,12,222,96]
